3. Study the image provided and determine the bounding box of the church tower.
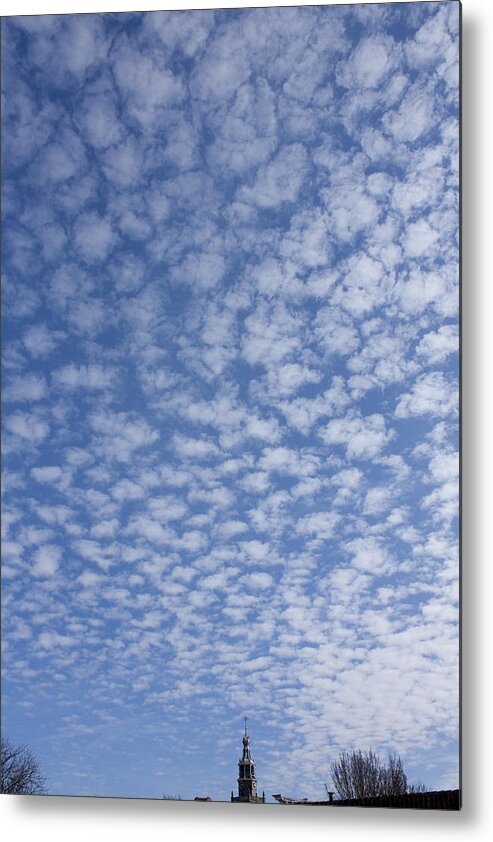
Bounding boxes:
[231,719,266,803]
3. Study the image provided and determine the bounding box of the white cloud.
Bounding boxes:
[56,15,109,80]
[77,570,104,588]
[53,364,117,391]
[318,152,381,243]
[314,307,360,359]
[240,572,274,591]
[421,482,458,525]
[279,209,331,269]
[218,520,249,540]
[392,167,444,217]
[102,137,145,189]
[89,411,160,462]
[296,511,341,541]
[112,40,184,128]
[187,484,234,510]
[336,35,397,89]
[173,434,219,461]
[114,208,152,243]
[30,466,65,485]
[5,412,49,443]
[35,504,73,527]
[240,471,271,495]
[404,6,456,72]
[143,9,213,58]
[416,324,458,364]
[402,218,439,259]
[345,537,395,576]
[396,265,458,317]
[363,487,392,517]
[360,127,392,162]
[90,519,119,540]
[367,171,393,197]
[336,254,385,317]
[259,446,319,477]
[77,91,123,151]
[428,451,459,485]
[33,130,87,185]
[148,496,188,523]
[395,372,458,418]
[74,212,117,263]
[73,539,118,571]
[3,373,47,402]
[241,301,302,368]
[331,467,363,489]
[245,415,282,444]
[383,83,435,144]
[238,143,308,208]
[32,544,62,577]
[176,530,208,553]
[279,377,350,434]
[124,516,173,547]
[67,297,108,337]
[108,253,146,295]
[266,362,322,397]
[206,78,278,177]
[191,25,251,104]
[37,631,76,650]
[23,323,65,358]
[347,326,419,390]
[320,412,393,460]
[111,479,146,502]
[171,251,226,291]
[200,567,239,592]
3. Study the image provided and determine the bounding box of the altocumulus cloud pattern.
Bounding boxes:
[2,3,459,800]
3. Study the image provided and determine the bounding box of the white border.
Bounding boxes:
[2,1,493,840]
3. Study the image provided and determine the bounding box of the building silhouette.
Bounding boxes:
[230,720,265,804]
[272,790,460,810]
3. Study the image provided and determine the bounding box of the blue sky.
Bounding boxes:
[1,2,459,801]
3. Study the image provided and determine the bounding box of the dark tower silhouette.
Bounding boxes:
[230,719,266,803]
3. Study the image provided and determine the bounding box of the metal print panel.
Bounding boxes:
[1,1,460,807]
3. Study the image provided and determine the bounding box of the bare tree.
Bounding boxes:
[330,749,413,800]
[379,752,408,796]
[1,737,46,795]
[407,780,428,793]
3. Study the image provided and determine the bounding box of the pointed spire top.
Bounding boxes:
[242,717,251,756]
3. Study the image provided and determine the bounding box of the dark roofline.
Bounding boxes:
[288,790,460,810]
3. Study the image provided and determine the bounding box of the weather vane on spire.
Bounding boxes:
[244,715,248,735]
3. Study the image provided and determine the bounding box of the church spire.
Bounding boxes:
[242,717,252,762]
[230,720,266,803]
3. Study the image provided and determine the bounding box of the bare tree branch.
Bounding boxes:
[330,749,419,800]
[1,737,46,795]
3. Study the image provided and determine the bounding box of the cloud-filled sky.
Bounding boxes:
[1,2,459,801]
